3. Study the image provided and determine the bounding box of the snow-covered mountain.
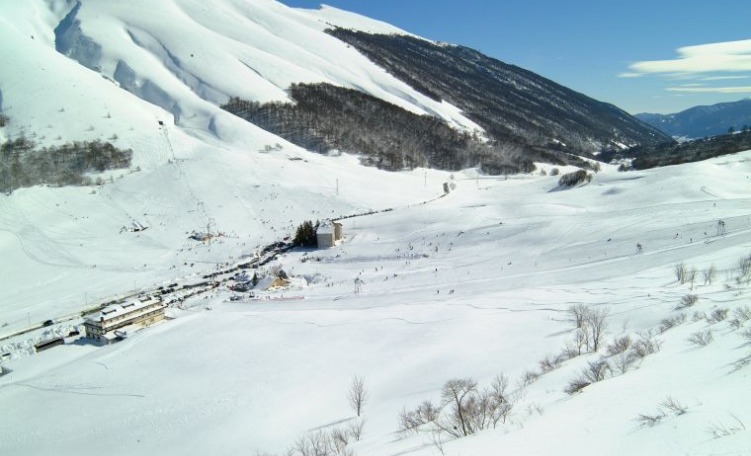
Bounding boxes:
[2,0,667,175]
[1,2,750,456]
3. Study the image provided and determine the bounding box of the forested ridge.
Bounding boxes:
[223,83,600,174]
[326,29,671,155]
[616,130,751,169]
[223,30,670,174]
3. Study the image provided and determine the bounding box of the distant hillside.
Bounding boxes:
[636,98,751,139]
[327,29,671,157]
[603,129,751,169]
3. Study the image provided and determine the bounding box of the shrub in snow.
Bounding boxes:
[612,352,636,375]
[398,375,514,439]
[520,369,540,386]
[636,412,666,428]
[538,355,562,373]
[706,414,747,439]
[557,169,592,187]
[289,428,354,456]
[677,294,699,309]
[564,360,611,395]
[734,305,751,323]
[737,253,751,284]
[687,330,714,347]
[659,314,687,333]
[606,335,632,356]
[398,400,440,436]
[636,396,688,428]
[628,330,662,360]
[707,308,729,324]
[729,306,751,330]
[564,375,592,395]
[660,396,688,416]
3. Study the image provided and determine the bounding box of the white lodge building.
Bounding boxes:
[316,220,343,248]
[84,296,165,343]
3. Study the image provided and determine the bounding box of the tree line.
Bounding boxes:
[222,82,538,174]
[606,129,751,169]
[1,137,133,193]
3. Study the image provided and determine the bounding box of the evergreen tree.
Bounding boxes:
[293,220,318,247]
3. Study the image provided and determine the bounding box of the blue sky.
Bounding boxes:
[281,0,751,114]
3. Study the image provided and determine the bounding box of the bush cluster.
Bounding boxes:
[558,169,592,187]
[398,375,514,439]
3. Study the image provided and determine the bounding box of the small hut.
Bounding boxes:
[316,220,344,248]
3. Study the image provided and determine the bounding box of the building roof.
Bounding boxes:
[85,296,161,323]
[317,220,334,234]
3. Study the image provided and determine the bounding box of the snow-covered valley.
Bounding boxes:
[2,151,750,456]
[1,1,750,455]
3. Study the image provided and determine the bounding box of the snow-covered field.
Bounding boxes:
[1,1,750,455]
[2,153,750,456]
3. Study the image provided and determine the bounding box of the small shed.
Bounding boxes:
[316,220,343,248]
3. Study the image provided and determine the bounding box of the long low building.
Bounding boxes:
[84,296,165,343]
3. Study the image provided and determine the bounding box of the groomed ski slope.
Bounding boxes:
[2,151,750,456]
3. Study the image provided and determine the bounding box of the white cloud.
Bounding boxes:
[623,38,751,77]
[701,75,749,81]
[622,39,751,98]
[666,85,751,93]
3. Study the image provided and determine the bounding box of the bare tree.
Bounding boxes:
[484,374,513,428]
[440,378,478,437]
[398,400,439,436]
[397,374,517,442]
[574,326,589,355]
[567,303,590,329]
[430,430,446,456]
[347,376,367,417]
[585,308,609,352]
[702,264,717,285]
[674,262,688,284]
[347,419,365,441]
[687,267,697,289]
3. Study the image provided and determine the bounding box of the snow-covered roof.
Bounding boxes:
[85,297,161,323]
[317,220,335,234]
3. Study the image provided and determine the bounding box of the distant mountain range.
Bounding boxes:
[636,98,751,139]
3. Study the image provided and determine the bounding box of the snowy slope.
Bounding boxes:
[1,1,751,456]
[0,0,475,331]
[2,0,479,140]
[2,151,751,455]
